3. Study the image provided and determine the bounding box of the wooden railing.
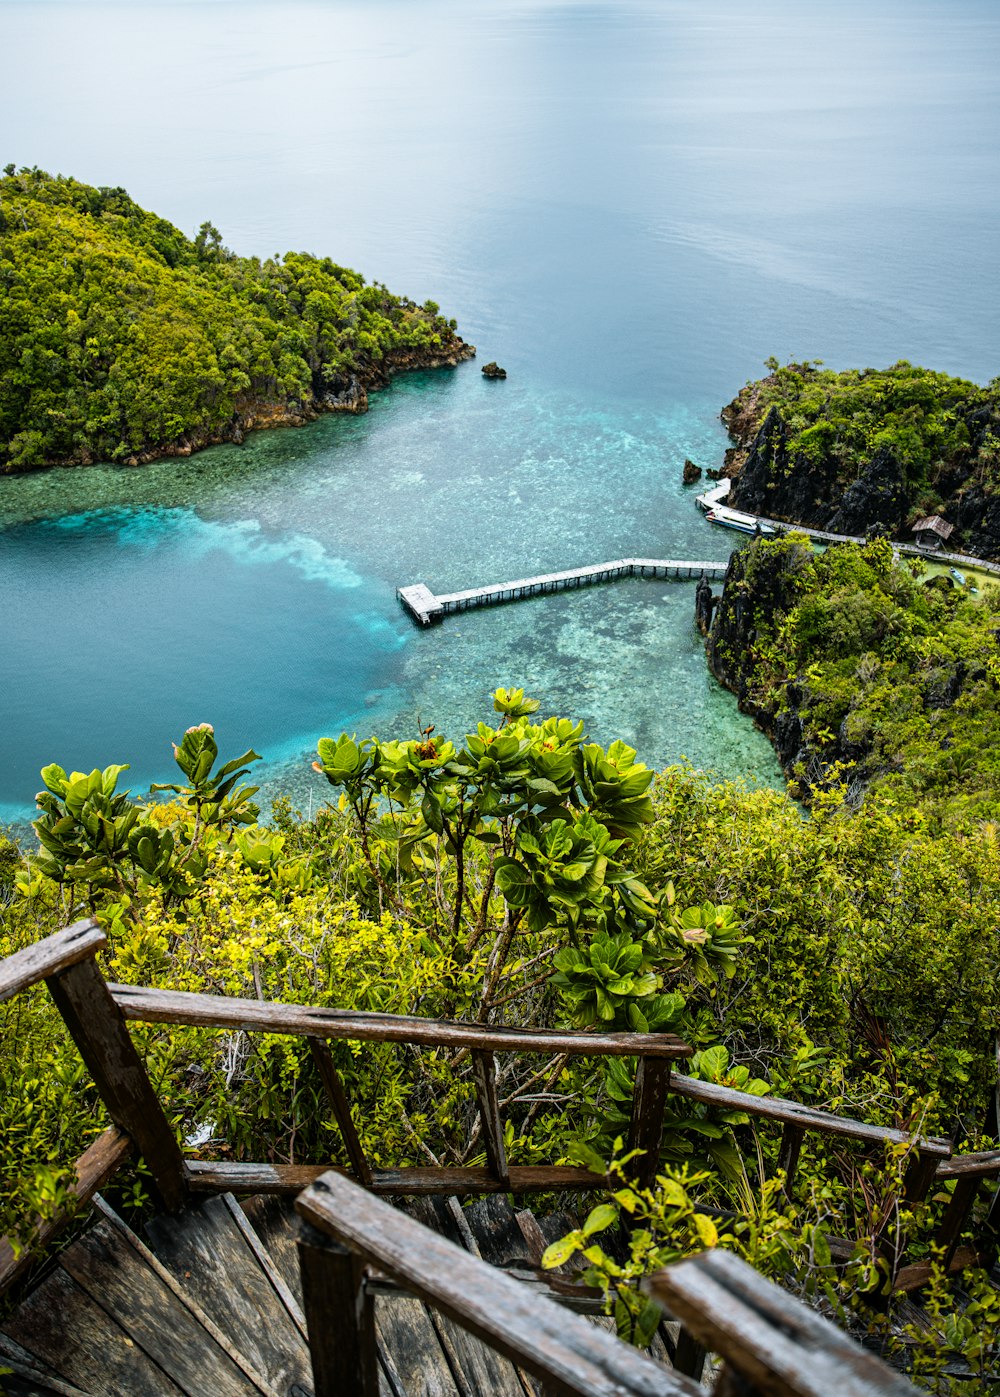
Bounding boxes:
[295,1169,920,1396]
[1,920,995,1303]
[0,921,690,1288]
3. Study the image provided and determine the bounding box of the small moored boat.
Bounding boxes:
[705,506,778,537]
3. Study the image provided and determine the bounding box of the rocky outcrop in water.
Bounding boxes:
[683,458,702,485]
[482,361,507,379]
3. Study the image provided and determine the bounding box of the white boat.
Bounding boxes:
[705,506,778,537]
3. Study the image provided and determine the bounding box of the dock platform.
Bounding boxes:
[398,557,728,625]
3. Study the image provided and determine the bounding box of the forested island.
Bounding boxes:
[723,360,1000,558]
[0,166,473,471]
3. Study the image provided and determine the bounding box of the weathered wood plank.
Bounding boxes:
[309,1036,374,1185]
[59,1217,266,1396]
[375,1295,461,1397]
[297,1171,700,1397]
[144,1194,312,1393]
[669,1074,952,1156]
[191,1161,607,1196]
[2,1266,185,1396]
[239,1195,304,1309]
[628,1058,671,1190]
[222,1192,308,1337]
[46,958,188,1211]
[935,1148,1000,1179]
[428,1305,530,1397]
[405,1199,528,1397]
[0,921,106,1004]
[0,1333,90,1396]
[903,1148,941,1204]
[0,1126,132,1295]
[108,983,691,1058]
[298,1222,380,1397]
[645,1249,920,1396]
[895,1244,979,1293]
[471,1050,510,1187]
[934,1175,981,1269]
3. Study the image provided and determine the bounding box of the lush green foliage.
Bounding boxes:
[754,358,999,496]
[4,689,1000,1386]
[0,166,465,468]
[545,1141,1000,1391]
[1,699,744,1255]
[717,534,1000,825]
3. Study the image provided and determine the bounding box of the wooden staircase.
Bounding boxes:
[0,1191,659,1397]
[0,922,946,1397]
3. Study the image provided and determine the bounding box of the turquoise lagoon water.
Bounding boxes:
[1,0,998,820]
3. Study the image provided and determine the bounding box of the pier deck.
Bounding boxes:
[398,557,727,625]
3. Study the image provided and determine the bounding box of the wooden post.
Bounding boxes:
[308,1038,373,1187]
[45,957,187,1212]
[472,1049,510,1187]
[935,1176,981,1269]
[298,1221,378,1397]
[673,1326,706,1382]
[713,1364,761,1396]
[627,1057,671,1191]
[777,1124,805,1196]
[904,1148,940,1205]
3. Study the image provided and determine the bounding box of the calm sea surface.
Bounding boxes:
[1,0,998,820]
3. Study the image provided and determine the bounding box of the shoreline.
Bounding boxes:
[1,339,477,478]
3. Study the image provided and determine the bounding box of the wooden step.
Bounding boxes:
[403,1199,533,1397]
[0,1331,90,1396]
[58,1215,266,1396]
[239,1195,303,1310]
[145,1194,311,1395]
[2,1265,185,1397]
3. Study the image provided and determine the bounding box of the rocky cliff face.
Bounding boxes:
[722,374,1000,560]
[702,541,873,798]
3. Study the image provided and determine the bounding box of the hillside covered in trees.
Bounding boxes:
[705,534,1000,824]
[0,166,473,471]
[5,653,1000,1385]
[724,361,1000,558]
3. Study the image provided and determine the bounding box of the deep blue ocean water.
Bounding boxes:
[1,0,998,821]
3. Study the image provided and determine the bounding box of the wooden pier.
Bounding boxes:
[398,558,728,625]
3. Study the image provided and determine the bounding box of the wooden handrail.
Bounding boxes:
[670,1073,951,1154]
[106,982,691,1057]
[295,1171,920,1397]
[185,1161,608,1195]
[645,1248,920,1395]
[0,919,106,1004]
[0,924,976,1307]
[0,1127,132,1293]
[295,1169,701,1397]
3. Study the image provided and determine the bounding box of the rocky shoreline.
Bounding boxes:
[697,541,829,794]
[22,338,476,472]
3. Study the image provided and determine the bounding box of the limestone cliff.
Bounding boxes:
[721,363,1000,560]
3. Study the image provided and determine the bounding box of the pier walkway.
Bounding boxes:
[398,557,727,625]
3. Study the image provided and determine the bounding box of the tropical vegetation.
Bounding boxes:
[3,652,1000,1385]
[709,533,1000,824]
[0,165,468,470]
